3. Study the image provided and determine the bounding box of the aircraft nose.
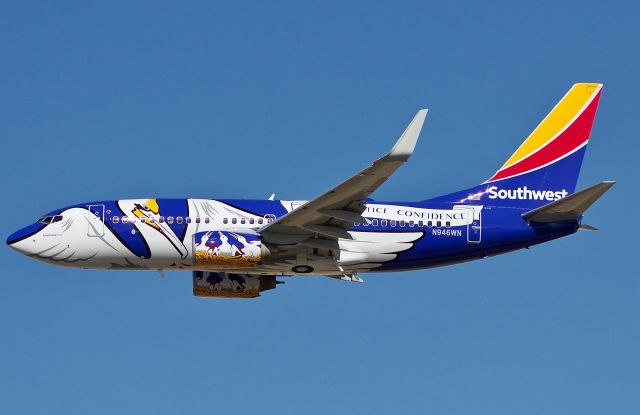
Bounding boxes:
[7,233,28,254]
[7,229,22,247]
[6,225,40,255]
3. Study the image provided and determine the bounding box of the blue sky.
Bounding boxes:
[1,1,638,414]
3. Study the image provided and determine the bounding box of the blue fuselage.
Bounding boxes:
[6,197,578,274]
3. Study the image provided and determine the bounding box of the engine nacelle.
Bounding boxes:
[193,230,268,269]
[193,271,279,298]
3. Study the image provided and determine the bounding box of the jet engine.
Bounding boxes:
[193,271,279,298]
[193,230,270,269]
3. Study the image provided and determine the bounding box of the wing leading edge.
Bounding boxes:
[260,109,428,246]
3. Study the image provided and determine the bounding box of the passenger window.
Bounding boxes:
[418,220,424,227]
[409,220,415,227]
[258,218,264,224]
[362,221,368,227]
[232,218,237,224]
[205,217,210,224]
[186,217,192,223]
[371,219,379,226]
[195,218,200,223]
[122,217,129,224]
[113,217,120,224]
[223,218,228,224]
[446,221,451,228]
[149,218,155,223]
[160,217,166,223]
[140,217,146,223]
[399,221,406,227]
[390,220,396,227]
[240,218,246,225]
[436,221,441,227]
[427,221,432,227]
[249,218,255,224]
[167,216,174,224]
[176,217,183,224]
[381,219,388,227]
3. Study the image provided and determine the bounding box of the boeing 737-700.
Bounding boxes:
[7,83,614,298]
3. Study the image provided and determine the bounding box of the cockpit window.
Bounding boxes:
[40,215,62,224]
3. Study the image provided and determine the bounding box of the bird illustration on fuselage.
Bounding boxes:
[131,198,189,260]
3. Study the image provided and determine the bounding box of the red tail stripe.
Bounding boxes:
[488,91,601,182]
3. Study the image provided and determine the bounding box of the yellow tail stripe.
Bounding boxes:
[500,83,601,170]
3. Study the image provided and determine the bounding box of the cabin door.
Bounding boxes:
[87,204,105,237]
[466,207,482,243]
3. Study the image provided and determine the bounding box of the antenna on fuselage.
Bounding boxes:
[268,193,276,201]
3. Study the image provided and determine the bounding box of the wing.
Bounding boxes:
[260,109,428,246]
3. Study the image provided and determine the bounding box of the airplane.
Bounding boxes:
[7,83,614,298]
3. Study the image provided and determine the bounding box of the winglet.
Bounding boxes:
[387,109,428,161]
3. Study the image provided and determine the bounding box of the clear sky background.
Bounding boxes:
[1,1,638,414]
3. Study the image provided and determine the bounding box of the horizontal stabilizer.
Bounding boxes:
[522,181,615,223]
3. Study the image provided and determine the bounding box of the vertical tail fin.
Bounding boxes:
[486,83,602,191]
[432,83,603,208]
